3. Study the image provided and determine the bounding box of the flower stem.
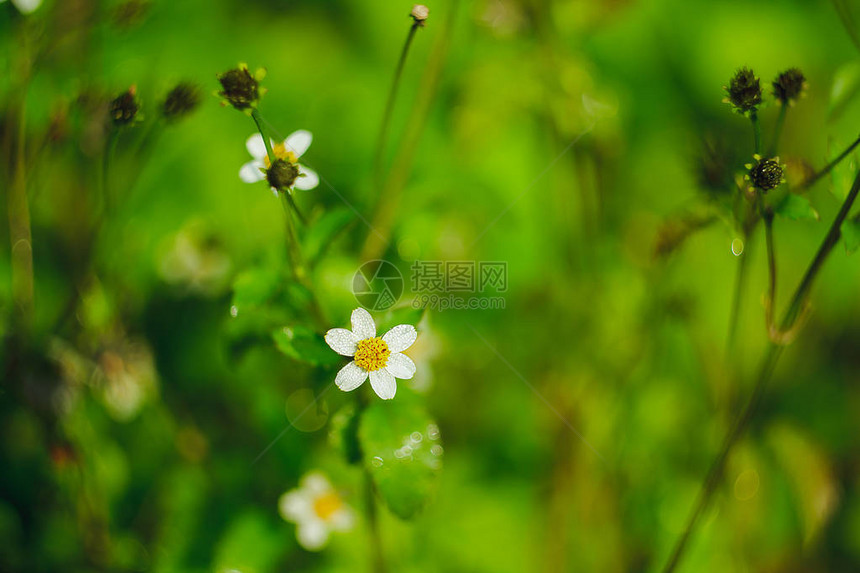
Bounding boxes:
[364,467,387,573]
[8,90,34,331]
[763,210,777,334]
[251,109,325,327]
[798,133,860,191]
[373,20,422,186]
[360,3,457,261]
[750,109,762,155]
[768,104,788,158]
[661,168,860,573]
[724,233,750,357]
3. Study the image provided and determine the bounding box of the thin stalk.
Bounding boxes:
[364,467,387,573]
[661,169,860,573]
[251,109,326,327]
[361,3,457,261]
[725,232,750,356]
[768,104,788,158]
[373,20,421,185]
[763,211,777,333]
[799,134,860,191]
[251,109,307,225]
[8,92,34,329]
[750,110,762,155]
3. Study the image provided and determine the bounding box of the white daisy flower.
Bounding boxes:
[1,0,42,14]
[324,307,417,400]
[278,471,355,551]
[238,130,319,195]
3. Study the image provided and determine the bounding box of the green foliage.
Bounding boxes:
[842,217,860,254]
[272,325,340,366]
[773,193,819,221]
[359,389,442,519]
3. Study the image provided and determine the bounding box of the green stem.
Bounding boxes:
[361,3,457,261]
[750,109,761,155]
[763,211,777,331]
[364,467,387,573]
[799,134,860,191]
[768,104,788,158]
[251,109,326,327]
[661,169,860,573]
[725,232,750,357]
[373,20,421,186]
[8,90,34,330]
[251,109,307,225]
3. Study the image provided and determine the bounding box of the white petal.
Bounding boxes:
[384,353,416,380]
[294,164,319,190]
[334,361,368,392]
[382,324,417,353]
[285,130,312,158]
[301,471,332,496]
[239,159,266,183]
[350,308,376,339]
[324,328,358,356]
[278,490,313,522]
[11,0,42,14]
[297,519,329,551]
[369,369,397,400]
[246,133,267,159]
[328,506,356,531]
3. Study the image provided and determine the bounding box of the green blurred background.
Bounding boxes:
[2,0,860,571]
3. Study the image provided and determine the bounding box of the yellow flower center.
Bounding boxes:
[353,337,390,372]
[312,492,343,521]
[263,142,298,168]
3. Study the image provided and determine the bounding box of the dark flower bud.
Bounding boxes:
[266,158,299,192]
[772,68,806,105]
[724,68,762,113]
[411,5,429,26]
[745,155,784,191]
[113,0,151,29]
[109,86,141,127]
[216,64,264,112]
[162,82,201,122]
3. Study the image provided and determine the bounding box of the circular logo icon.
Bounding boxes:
[352,260,403,311]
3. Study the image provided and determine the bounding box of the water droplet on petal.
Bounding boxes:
[371,456,384,467]
[230,305,239,317]
[410,431,423,443]
[430,444,444,456]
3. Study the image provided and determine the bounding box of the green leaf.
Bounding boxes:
[829,137,858,201]
[842,217,860,254]
[231,266,281,311]
[359,390,442,519]
[329,405,362,464]
[774,194,819,221]
[272,326,340,366]
[829,61,860,121]
[303,207,355,266]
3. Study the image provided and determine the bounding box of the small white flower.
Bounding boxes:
[1,0,43,14]
[324,308,417,400]
[278,471,355,551]
[238,130,319,195]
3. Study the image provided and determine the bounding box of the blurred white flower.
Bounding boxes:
[324,308,417,400]
[97,340,158,422]
[158,222,231,296]
[278,472,355,551]
[239,130,319,195]
[1,0,43,15]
